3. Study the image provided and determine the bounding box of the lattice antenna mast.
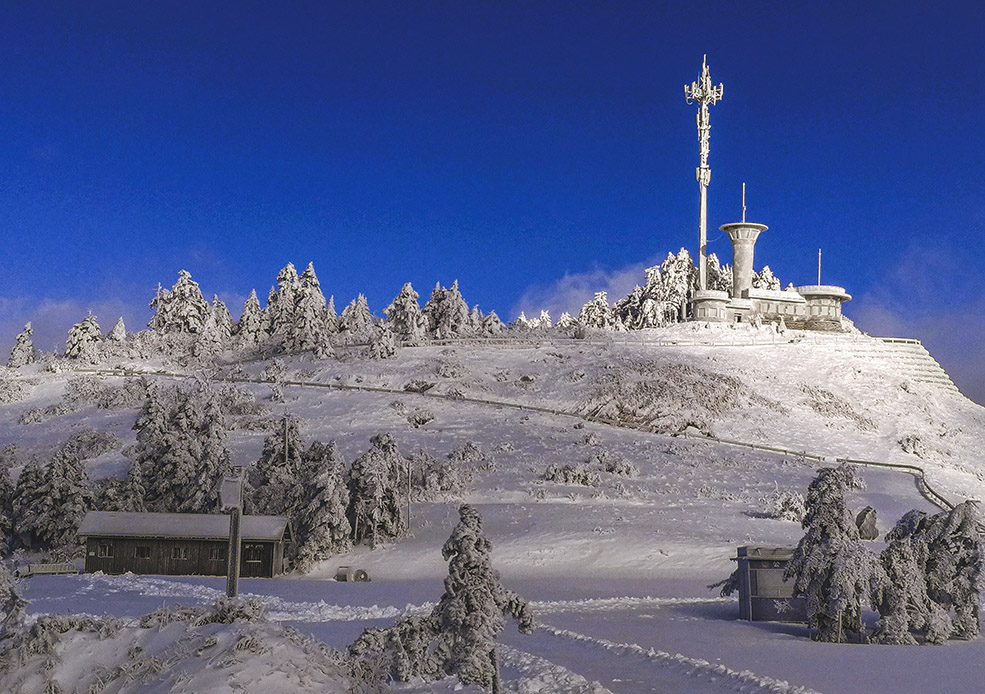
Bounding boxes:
[684,55,724,291]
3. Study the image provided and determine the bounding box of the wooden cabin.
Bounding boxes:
[78,511,293,578]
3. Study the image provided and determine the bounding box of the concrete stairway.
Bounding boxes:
[827,336,960,393]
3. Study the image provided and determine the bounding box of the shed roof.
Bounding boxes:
[78,511,290,542]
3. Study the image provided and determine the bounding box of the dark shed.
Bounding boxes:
[78,511,293,578]
[735,546,808,623]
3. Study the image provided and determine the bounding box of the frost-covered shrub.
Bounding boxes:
[62,375,105,407]
[368,322,398,360]
[591,452,638,478]
[403,379,435,393]
[410,450,474,500]
[434,358,465,379]
[95,377,150,410]
[194,598,266,626]
[543,464,601,487]
[0,378,30,405]
[18,404,70,425]
[407,409,434,428]
[448,441,485,465]
[61,428,120,460]
[0,562,24,634]
[217,385,268,418]
[761,483,806,522]
[801,385,876,432]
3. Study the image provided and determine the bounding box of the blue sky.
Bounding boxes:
[1,1,983,403]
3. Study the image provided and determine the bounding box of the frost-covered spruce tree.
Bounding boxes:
[707,253,732,293]
[921,501,984,642]
[324,295,338,334]
[350,504,532,687]
[150,270,210,334]
[96,464,146,513]
[554,312,576,331]
[8,323,36,368]
[433,504,533,688]
[660,248,696,322]
[33,448,95,549]
[753,265,781,291]
[369,322,398,360]
[211,295,234,341]
[288,263,332,356]
[247,416,306,518]
[511,312,532,330]
[338,294,375,343]
[237,289,266,348]
[423,281,472,339]
[875,509,932,644]
[267,262,301,340]
[348,433,406,548]
[578,291,615,329]
[294,440,352,571]
[107,317,126,342]
[785,465,885,642]
[0,452,14,547]
[479,311,504,336]
[468,305,482,332]
[192,311,225,362]
[384,282,428,345]
[65,313,102,362]
[11,458,46,549]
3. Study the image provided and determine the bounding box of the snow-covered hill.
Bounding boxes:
[2,324,984,693]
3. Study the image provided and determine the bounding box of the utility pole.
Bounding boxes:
[685,55,724,291]
[220,468,244,598]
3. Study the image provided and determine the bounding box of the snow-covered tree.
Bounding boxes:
[293,440,352,571]
[107,317,126,342]
[247,416,306,518]
[384,283,427,345]
[192,311,225,362]
[288,263,332,356]
[369,322,398,360]
[511,312,532,330]
[65,313,101,362]
[423,281,472,339]
[0,451,15,546]
[479,311,504,336]
[237,289,266,348]
[350,504,532,688]
[140,386,230,513]
[338,294,375,343]
[150,270,210,334]
[324,295,338,334]
[348,434,406,548]
[11,458,46,549]
[32,448,95,549]
[753,265,781,291]
[211,296,234,340]
[95,463,146,513]
[578,292,615,329]
[785,465,885,642]
[707,253,732,294]
[875,509,933,644]
[267,263,301,339]
[555,312,576,331]
[921,501,984,642]
[661,248,696,322]
[7,323,35,368]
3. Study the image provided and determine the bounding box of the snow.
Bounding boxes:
[2,325,985,691]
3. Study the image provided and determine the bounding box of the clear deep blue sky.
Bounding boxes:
[1,1,983,402]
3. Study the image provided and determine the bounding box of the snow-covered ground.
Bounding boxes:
[2,326,985,692]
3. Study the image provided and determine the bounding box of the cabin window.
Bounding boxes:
[209,546,227,562]
[134,546,151,559]
[97,542,114,558]
[171,546,188,560]
[244,544,264,563]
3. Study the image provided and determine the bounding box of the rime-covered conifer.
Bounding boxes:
[0,451,14,546]
[479,311,504,335]
[369,322,398,360]
[108,317,126,342]
[7,323,35,368]
[237,289,265,347]
[511,312,532,330]
[32,448,94,549]
[348,433,406,548]
[555,312,576,331]
[288,263,331,356]
[247,416,306,518]
[922,501,984,641]
[150,270,210,334]
[753,265,781,291]
[875,509,932,644]
[192,311,225,362]
[338,294,375,343]
[707,253,732,293]
[660,248,696,322]
[384,283,427,345]
[11,458,46,549]
[294,440,352,570]
[324,295,338,333]
[785,465,885,642]
[65,314,102,362]
[423,281,472,339]
[211,296,234,340]
[578,292,615,329]
[267,263,300,339]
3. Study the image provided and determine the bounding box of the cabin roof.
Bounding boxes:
[78,511,291,542]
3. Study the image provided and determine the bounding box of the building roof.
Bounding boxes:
[78,511,291,542]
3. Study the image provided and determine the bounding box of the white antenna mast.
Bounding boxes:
[741,182,746,223]
[817,249,822,285]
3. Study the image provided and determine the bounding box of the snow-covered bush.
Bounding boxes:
[407,409,435,428]
[96,376,151,410]
[760,482,807,522]
[0,378,30,405]
[62,374,105,407]
[61,428,120,460]
[596,453,638,478]
[350,504,532,688]
[785,465,885,642]
[543,464,601,486]
[448,441,485,465]
[409,450,474,500]
[801,385,876,432]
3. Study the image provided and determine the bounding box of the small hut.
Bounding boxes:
[78,511,293,578]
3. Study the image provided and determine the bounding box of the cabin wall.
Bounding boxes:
[84,537,278,577]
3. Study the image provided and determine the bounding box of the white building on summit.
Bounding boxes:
[684,57,851,331]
